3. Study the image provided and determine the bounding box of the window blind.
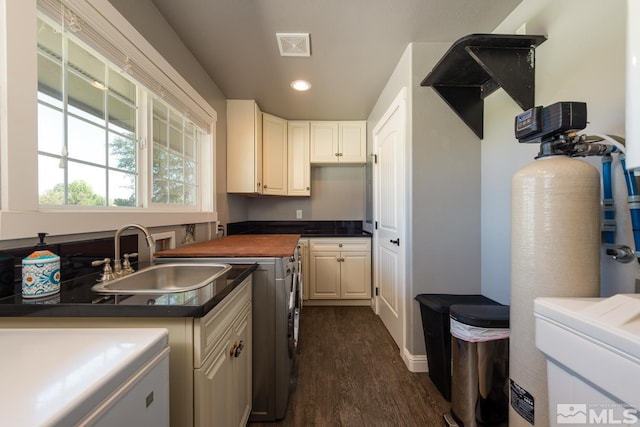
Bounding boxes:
[37,0,214,131]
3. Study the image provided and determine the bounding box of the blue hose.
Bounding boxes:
[620,155,640,256]
[602,155,616,245]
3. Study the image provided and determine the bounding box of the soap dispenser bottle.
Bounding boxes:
[21,233,61,298]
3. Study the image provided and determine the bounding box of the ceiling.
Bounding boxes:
[147,0,522,120]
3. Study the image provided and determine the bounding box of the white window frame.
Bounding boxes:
[0,0,217,240]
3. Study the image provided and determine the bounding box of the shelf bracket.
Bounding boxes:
[430,85,484,139]
[466,45,537,110]
[421,34,547,139]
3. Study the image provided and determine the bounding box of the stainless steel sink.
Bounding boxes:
[92,263,231,295]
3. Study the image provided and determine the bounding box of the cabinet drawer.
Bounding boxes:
[309,238,370,252]
[193,277,251,368]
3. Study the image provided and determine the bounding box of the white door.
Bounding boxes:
[373,88,406,350]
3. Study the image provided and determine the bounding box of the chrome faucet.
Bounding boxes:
[113,224,155,276]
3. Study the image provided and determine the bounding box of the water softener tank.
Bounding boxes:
[510,155,600,426]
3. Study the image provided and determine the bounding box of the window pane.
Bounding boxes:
[169,182,184,205]
[152,177,168,204]
[151,99,200,207]
[184,135,195,159]
[153,118,168,146]
[68,39,104,86]
[108,68,135,103]
[38,54,63,108]
[169,126,183,154]
[67,162,106,206]
[170,158,183,181]
[153,143,168,178]
[67,70,105,124]
[169,110,182,130]
[68,116,106,165]
[108,94,135,133]
[153,101,168,122]
[38,104,63,155]
[109,132,136,173]
[185,185,197,206]
[109,170,136,207]
[38,155,65,205]
[37,18,62,58]
[185,160,196,182]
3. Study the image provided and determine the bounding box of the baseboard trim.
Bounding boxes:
[303,299,371,306]
[402,348,428,372]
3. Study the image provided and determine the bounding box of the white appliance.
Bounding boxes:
[534,294,640,426]
[0,328,170,427]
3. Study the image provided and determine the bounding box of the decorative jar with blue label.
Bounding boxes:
[21,234,60,298]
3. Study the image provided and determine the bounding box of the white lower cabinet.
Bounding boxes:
[309,238,371,300]
[0,276,252,427]
[194,301,251,427]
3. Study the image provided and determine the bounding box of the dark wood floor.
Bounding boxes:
[249,306,450,426]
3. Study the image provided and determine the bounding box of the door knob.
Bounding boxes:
[390,238,400,246]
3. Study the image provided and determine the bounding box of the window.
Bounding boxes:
[37,16,139,206]
[152,99,199,206]
[36,2,207,209]
[0,0,216,239]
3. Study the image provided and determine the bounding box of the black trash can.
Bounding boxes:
[446,304,510,427]
[415,294,500,401]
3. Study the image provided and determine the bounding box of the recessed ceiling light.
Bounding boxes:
[291,80,311,91]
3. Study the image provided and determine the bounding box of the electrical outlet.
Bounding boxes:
[296,209,302,219]
[635,278,640,293]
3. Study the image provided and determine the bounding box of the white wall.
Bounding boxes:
[481,0,634,303]
[368,42,482,357]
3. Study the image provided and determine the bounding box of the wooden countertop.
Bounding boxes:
[154,234,301,258]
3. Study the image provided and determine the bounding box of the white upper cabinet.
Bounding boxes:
[309,122,339,163]
[227,100,263,194]
[287,121,311,196]
[262,113,288,196]
[338,121,367,163]
[310,121,366,164]
[227,101,364,196]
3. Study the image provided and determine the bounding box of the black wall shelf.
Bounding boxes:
[421,34,547,139]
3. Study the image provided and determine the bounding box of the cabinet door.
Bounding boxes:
[233,304,252,427]
[227,100,262,193]
[310,121,339,163]
[262,113,288,195]
[194,330,233,427]
[339,121,366,164]
[340,251,371,299]
[309,251,341,299]
[287,121,310,196]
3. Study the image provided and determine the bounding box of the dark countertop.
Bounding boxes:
[155,234,301,258]
[227,220,371,237]
[0,263,257,318]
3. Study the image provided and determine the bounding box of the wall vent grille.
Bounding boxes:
[276,33,311,57]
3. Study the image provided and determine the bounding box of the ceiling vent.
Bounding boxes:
[276,33,311,57]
